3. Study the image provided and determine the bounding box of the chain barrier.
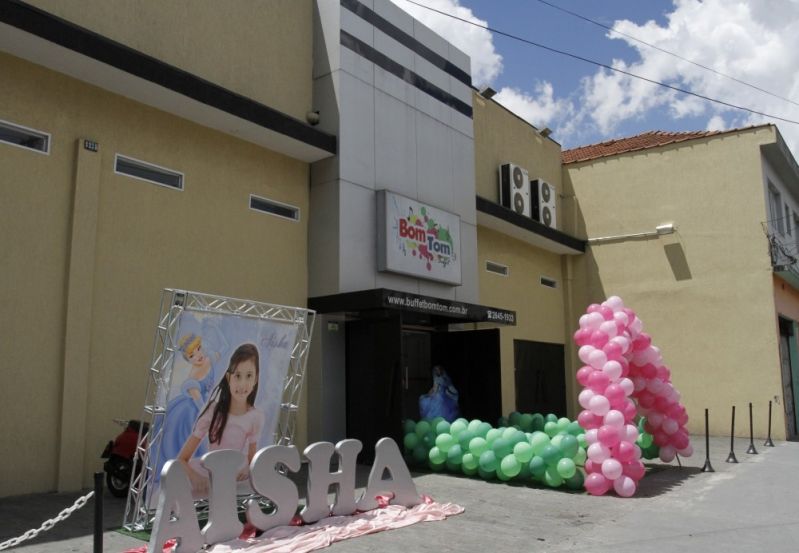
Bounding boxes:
[0,491,95,551]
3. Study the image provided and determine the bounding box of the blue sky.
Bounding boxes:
[392,0,799,153]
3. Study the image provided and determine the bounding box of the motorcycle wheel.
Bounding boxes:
[106,460,131,498]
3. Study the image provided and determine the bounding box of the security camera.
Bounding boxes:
[306,110,320,125]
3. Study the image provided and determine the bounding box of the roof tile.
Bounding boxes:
[562,130,725,164]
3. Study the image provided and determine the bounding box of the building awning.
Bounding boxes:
[308,288,516,326]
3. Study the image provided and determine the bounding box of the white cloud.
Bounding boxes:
[390,0,502,85]
[575,0,799,153]
[494,82,574,130]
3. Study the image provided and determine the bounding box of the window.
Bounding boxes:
[485,260,509,276]
[787,205,793,236]
[115,154,183,190]
[540,276,558,289]
[0,119,50,154]
[794,213,799,252]
[768,184,783,234]
[249,194,300,221]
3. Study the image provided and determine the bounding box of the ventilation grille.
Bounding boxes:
[0,119,49,153]
[249,194,300,221]
[115,155,183,190]
[540,276,558,289]
[485,260,509,276]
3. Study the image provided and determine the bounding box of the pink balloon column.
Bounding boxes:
[573,296,692,497]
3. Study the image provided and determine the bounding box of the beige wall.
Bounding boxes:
[26,0,313,122]
[472,93,574,418]
[0,53,310,496]
[565,127,787,439]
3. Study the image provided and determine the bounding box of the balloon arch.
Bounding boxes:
[573,296,692,497]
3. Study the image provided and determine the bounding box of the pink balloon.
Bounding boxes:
[604,384,625,404]
[654,396,672,412]
[646,378,665,395]
[588,394,610,416]
[590,330,609,348]
[659,445,676,463]
[640,363,658,379]
[672,429,690,450]
[633,333,651,351]
[647,412,664,429]
[622,459,646,480]
[610,336,631,354]
[576,366,594,386]
[632,376,647,392]
[603,410,625,429]
[586,303,602,314]
[662,418,679,435]
[602,341,623,359]
[678,444,694,457]
[587,370,610,392]
[601,458,623,480]
[656,365,671,381]
[598,425,621,448]
[621,399,638,422]
[653,430,670,447]
[615,440,637,463]
[578,409,601,430]
[598,306,614,321]
[637,391,655,409]
[585,473,610,496]
[584,459,596,473]
[613,475,637,497]
[574,328,591,347]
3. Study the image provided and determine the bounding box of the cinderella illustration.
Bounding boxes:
[419,365,460,422]
[152,318,226,481]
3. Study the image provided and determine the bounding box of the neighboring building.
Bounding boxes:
[563,126,799,441]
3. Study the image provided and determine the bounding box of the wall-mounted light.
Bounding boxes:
[540,127,552,138]
[587,222,677,245]
[480,86,497,99]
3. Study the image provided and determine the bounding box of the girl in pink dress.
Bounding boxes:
[178,343,265,493]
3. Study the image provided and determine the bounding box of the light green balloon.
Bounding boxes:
[545,413,558,423]
[556,457,576,479]
[557,417,571,434]
[428,446,446,464]
[435,420,451,435]
[435,433,456,452]
[449,419,468,437]
[530,432,551,455]
[544,421,559,437]
[551,435,564,450]
[462,463,478,476]
[500,454,521,478]
[447,444,464,465]
[502,426,519,440]
[468,419,483,433]
[462,452,479,471]
[544,466,564,487]
[577,434,588,449]
[485,428,503,445]
[513,442,534,464]
[469,437,489,456]
[574,447,587,466]
[476,422,493,438]
[432,416,446,428]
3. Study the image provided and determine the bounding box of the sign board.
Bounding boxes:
[377,190,462,285]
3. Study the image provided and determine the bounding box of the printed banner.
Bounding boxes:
[148,310,298,504]
[377,190,462,285]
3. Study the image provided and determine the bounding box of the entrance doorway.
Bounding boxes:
[778,317,798,439]
[514,340,566,417]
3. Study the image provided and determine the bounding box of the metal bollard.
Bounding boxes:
[701,408,715,472]
[94,472,103,553]
[725,405,738,463]
[764,400,775,447]
[746,402,758,454]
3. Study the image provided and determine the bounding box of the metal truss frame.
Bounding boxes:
[123,289,315,531]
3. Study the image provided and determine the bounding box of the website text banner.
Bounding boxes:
[377,190,462,285]
[382,290,516,325]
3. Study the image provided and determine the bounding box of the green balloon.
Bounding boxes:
[577,433,588,449]
[502,426,519,440]
[479,450,498,472]
[432,416,446,428]
[428,446,446,464]
[468,419,483,433]
[530,432,551,455]
[415,420,431,437]
[556,457,576,479]
[429,459,445,471]
[449,419,468,437]
[462,463,478,476]
[469,437,489,456]
[564,469,585,490]
[574,447,587,466]
[500,454,521,478]
[462,452,479,471]
[517,459,533,480]
[476,422,493,438]
[513,442,534,463]
[403,432,420,451]
[412,445,428,464]
[545,413,558,423]
[485,428,503,445]
[638,432,654,448]
[477,467,496,480]
[497,416,508,427]
[551,434,564,450]
[560,435,579,458]
[529,456,547,479]
[458,429,476,450]
[540,444,562,466]
[556,417,571,434]
[509,411,522,427]
[422,432,435,448]
[435,433,456,453]
[403,419,417,435]
[531,413,545,432]
[435,420,451,435]
[447,444,464,465]
[544,421,559,437]
[520,413,534,432]
[567,421,584,436]
[544,466,564,487]
[492,438,513,459]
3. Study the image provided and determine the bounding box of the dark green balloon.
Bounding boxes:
[477,467,495,480]
[564,469,585,490]
[531,413,545,432]
[403,419,417,435]
[560,435,579,458]
[412,445,428,464]
[545,413,558,423]
[479,450,498,472]
[509,411,522,427]
[447,444,464,465]
[529,456,547,479]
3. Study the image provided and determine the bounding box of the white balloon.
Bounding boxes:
[578,345,595,364]
[646,378,665,395]
[579,314,591,329]
[601,458,623,480]
[584,428,598,445]
[587,442,611,463]
[588,394,610,416]
[619,378,634,396]
[610,336,631,354]
[599,320,618,338]
[613,475,636,497]
[632,376,647,392]
[588,349,608,370]
[623,424,639,442]
[677,444,694,457]
[578,389,595,409]
[604,296,624,311]
[603,410,625,429]
[662,418,679,435]
[613,311,629,328]
[659,445,676,463]
[602,360,623,381]
[586,312,605,331]
[630,318,643,334]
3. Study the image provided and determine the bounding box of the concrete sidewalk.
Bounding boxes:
[2,436,797,552]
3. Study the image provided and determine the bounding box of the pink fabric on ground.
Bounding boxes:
[122,498,463,553]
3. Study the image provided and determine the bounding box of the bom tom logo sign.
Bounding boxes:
[377,190,462,285]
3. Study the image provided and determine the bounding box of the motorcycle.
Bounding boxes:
[101,418,148,498]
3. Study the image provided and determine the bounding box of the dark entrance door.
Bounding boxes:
[431,329,502,424]
[345,315,402,462]
[514,340,566,417]
[401,330,433,421]
[778,317,798,439]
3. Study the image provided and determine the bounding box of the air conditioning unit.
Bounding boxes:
[498,163,531,217]
[532,178,557,229]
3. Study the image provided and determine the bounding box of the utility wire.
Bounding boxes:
[532,0,799,108]
[399,0,799,126]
